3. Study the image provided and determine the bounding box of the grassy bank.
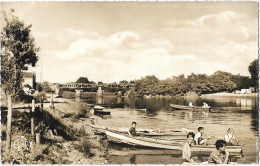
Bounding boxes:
[1,97,108,164]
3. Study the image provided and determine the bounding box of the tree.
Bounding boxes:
[248,59,259,89]
[1,9,39,159]
[76,77,89,83]
[119,80,128,84]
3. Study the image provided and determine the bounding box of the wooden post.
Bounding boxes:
[41,95,44,109]
[31,99,35,136]
[51,94,54,110]
[6,94,12,159]
[36,133,40,145]
[31,99,35,155]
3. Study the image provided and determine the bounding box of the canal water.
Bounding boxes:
[82,94,258,164]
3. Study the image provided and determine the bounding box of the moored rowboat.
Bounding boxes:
[170,104,211,111]
[91,125,194,137]
[93,106,111,115]
[105,130,243,153]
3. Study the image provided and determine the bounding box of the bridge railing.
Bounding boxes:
[59,83,135,89]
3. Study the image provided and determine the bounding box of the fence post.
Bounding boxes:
[6,94,12,160]
[36,133,40,145]
[31,99,35,155]
[31,99,35,136]
[41,95,44,109]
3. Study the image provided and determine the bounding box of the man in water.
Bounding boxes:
[182,132,197,163]
[208,140,229,164]
[128,121,137,136]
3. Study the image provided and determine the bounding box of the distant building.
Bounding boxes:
[249,87,256,93]
[241,89,251,94]
[22,72,36,89]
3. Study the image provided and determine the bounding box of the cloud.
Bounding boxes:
[109,31,140,48]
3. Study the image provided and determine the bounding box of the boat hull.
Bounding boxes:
[170,104,211,111]
[105,130,242,153]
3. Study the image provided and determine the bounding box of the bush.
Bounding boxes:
[71,102,91,119]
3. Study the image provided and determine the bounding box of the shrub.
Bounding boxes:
[71,102,91,119]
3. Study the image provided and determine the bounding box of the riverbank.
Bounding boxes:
[1,97,108,164]
[201,92,258,98]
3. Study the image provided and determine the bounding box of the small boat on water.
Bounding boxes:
[170,104,211,111]
[91,125,194,137]
[136,108,147,111]
[105,130,243,153]
[93,106,111,115]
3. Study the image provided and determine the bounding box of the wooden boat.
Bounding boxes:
[91,125,193,138]
[105,130,243,153]
[170,104,211,111]
[136,108,147,111]
[93,106,111,115]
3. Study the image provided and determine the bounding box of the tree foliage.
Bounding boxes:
[76,77,89,83]
[36,81,54,93]
[248,59,259,88]
[135,70,252,96]
[1,10,39,98]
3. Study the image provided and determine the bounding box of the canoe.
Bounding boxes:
[136,108,147,111]
[105,130,243,153]
[170,104,211,111]
[91,125,193,137]
[93,106,111,115]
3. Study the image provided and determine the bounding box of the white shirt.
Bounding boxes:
[224,133,236,143]
[182,142,191,160]
[194,132,202,145]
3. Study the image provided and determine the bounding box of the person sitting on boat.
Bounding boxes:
[189,102,193,107]
[202,102,210,108]
[208,140,229,164]
[194,127,208,145]
[182,132,197,163]
[224,128,238,146]
[128,121,137,136]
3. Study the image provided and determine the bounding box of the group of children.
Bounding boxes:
[182,127,238,164]
[128,122,238,164]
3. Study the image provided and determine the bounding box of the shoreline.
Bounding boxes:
[201,92,258,97]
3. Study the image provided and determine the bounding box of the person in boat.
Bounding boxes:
[224,128,238,145]
[182,132,197,163]
[189,102,193,107]
[194,127,208,145]
[208,140,229,164]
[202,102,210,108]
[128,121,137,136]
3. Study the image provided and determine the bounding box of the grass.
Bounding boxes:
[75,138,92,157]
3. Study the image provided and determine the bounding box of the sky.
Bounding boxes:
[1,2,258,83]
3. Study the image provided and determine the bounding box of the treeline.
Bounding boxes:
[134,71,253,96]
[135,59,259,96]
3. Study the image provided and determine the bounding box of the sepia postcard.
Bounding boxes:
[0,1,259,165]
